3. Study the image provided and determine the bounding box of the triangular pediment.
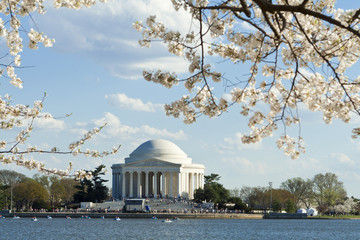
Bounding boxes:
[124,158,181,167]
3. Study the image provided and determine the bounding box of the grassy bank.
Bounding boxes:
[309,215,360,219]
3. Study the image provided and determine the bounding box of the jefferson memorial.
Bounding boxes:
[111,139,205,199]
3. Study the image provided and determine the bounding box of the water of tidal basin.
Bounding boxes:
[1,218,359,240]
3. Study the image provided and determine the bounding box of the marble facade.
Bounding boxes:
[111,139,205,199]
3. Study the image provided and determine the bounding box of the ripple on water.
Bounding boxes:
[1,218,360,240]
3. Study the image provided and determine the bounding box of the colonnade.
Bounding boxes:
[112,170,204,199]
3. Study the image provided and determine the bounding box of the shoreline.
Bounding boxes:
[3,212,358,220]
[2,212,263,219]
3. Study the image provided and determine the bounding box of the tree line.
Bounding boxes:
[194,172,360,215]
[2,168,359,215]
[0,165,109,211]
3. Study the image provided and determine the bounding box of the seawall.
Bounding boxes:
[264,213,307,219]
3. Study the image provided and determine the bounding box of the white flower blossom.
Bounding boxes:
[135,0,360,159]
[0,0,119,179]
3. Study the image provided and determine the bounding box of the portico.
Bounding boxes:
[111,139,205,199]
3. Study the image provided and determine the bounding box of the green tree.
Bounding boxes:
[312,172,347,213]
[73,177,88,203]
[285,199,296,213]
[34,174,68,208]
[13,178,49,210]
[271,189,294,209]
[0,184,9,210]
[228,197,250,212]
[194,173,230,207]
[194,188,205,203]
[272,200,282,212]
[90,164,109,203]
[60,178,79,205]
[204,174,221,184]
[49,176,66,208]
[0,170,26,210]
[73,164,109,203]
[33,174,50,189]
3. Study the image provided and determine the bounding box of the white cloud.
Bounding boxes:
[36,0,192,79]
[131,56,189,74]
[330,153,355,165]
[34,117,66,130]
[105,93,163,112]
[221,157,267,174]
[92,112,187,140]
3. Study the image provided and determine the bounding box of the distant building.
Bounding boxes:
[111,139,205,199]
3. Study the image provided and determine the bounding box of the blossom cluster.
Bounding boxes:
[0,153,73,177]
[0,0,117,179]
[135,0,360,158]
[0,0,105,88]
[331,198,357,215]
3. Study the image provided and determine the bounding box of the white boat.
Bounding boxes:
[162,219,173,223]
[13,216,20,219]
[114,217,121,221]
[66,216,71,220]
[46,216,52,219]
[32,217,38,222]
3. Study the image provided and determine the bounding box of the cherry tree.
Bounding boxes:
[134,0,360,159]
[0,0,119,179]
[332,197,357,215]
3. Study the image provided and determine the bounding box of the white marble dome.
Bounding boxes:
[125,139,192,164]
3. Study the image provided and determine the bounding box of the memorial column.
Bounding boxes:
[194,173,200,190]
[177,172,182,198]
[118,173,121,197]
[115,173,119,198]
[145,171,149,198]
[129,171,134,198]
[169,172,173,198]
[154,172,158,198]
[112,173,115,198]
[122,171,126,198]
[194,173,197,191]
[189,172,193,199]
[162,172,166,197]
[137,171,141,198]
[201,173,204,188]
[183,172,187,197]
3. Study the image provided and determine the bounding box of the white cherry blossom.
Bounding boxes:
[0,0,118,179]
[135,0,360,158]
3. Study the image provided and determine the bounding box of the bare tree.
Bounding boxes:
[0,170,26,187]
[280,177,313,208]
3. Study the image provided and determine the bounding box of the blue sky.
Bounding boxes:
[2,0,360,197]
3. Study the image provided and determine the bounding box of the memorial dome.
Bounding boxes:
[125,139,192,164]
